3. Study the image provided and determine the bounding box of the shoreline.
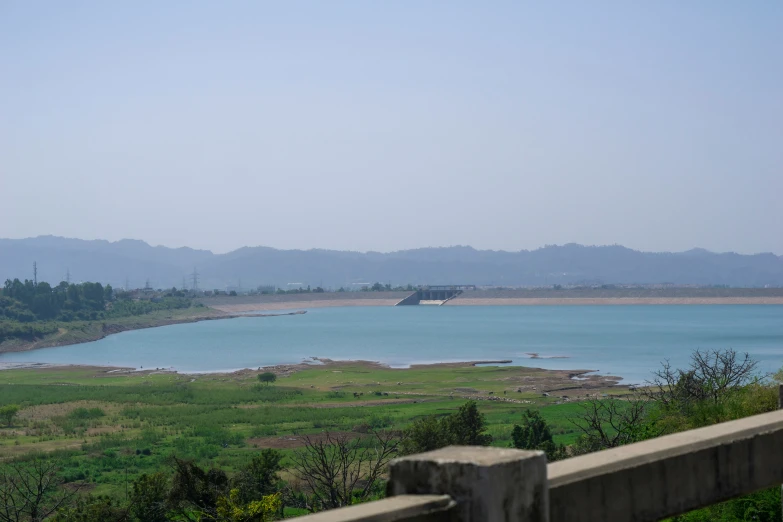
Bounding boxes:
[0,358,624,391]
[208,296,783,313]
[447,297,783,306]
[0,310,306,355]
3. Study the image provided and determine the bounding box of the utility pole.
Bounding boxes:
[190,267,200,292]
[33,262,37,286]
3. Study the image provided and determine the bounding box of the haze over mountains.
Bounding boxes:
[1,236,782,290]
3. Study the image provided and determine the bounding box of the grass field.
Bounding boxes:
[0,362,626,498]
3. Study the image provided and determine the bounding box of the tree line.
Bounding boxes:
[2,279,111,322]
[0,278,195,343]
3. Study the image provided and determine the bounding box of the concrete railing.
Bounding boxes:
[295,399,783,521]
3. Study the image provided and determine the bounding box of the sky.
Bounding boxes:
[1,1,781,255]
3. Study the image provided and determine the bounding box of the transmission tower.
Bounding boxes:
[33,262,38,285]
[66,268,71,284]
[182,276,188,291]
[190,267,200,292]
[125,277,130,291]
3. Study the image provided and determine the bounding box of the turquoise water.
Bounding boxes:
[1,306,782,383]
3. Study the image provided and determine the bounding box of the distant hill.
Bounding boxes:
[1,236,782,289]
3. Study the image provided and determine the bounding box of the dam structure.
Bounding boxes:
[395,285,476,306]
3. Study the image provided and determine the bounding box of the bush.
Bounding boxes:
[0,404,20,427]
[257,372,277,386]
[402,401,492,454]
[69,407,105,420]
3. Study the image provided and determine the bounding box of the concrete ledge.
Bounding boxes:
[389,446,548,522]
[292,494,454,522]
[548,409,783,521]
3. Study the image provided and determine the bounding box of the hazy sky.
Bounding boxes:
[2,2,781,254]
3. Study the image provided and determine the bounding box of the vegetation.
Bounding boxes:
[0,404,20,427]
[360,283,415,292]
[0,458,83,522]
[0,349,779,520]
[401,400,492,455]
[258,373,277,386]
[0,278,205,345]
[288,431,400,512]
[511,409,567,461]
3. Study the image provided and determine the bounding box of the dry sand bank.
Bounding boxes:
[210,299,402,313]
[200,291,410,313]
[210,295,783,312]
[447,297,783,306]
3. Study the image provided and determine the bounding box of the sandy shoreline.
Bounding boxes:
[447,297,783,306]
[212,299,402,313]
[209,296,783,313]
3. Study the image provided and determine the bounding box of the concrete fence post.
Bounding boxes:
[387,446,549,522]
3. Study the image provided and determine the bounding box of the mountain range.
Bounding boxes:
[1,236,782,289]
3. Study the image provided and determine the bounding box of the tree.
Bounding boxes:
[289,430,401,512]
[0,405,19,427]
[0,458,82,522]
[257,373,276,386]
[568,397,654,455]
[445,400,492,446]
[233,449,283,504]
[167,457,230,521]
[644,348,759,410]
[130,472,169,522]
[401,415,452,455]
[402,400,492,455]
[511,409,567,461]
[512,409,552,449]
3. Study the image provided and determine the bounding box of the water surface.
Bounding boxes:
[1,306,781,383]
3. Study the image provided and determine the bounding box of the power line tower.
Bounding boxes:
[125,277,130,291]
[66,268,71,284]
[33,262,38,285]
[144,278,152,292]
[190,267,200,292]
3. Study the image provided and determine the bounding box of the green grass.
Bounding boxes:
[0,362,621,498]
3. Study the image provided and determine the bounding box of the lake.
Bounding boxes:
[1,305,782,383]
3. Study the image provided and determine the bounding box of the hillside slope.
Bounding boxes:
[1,237,781,289]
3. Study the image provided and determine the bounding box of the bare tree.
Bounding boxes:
[288,430,401,512]
[0,458,81,522]
[569,397,653,454]
[644,348,759,408]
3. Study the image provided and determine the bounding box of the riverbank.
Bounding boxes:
[0,309,306,354]
[448,297,783,306]
[199,288,783,313]
[0,358,627,407]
